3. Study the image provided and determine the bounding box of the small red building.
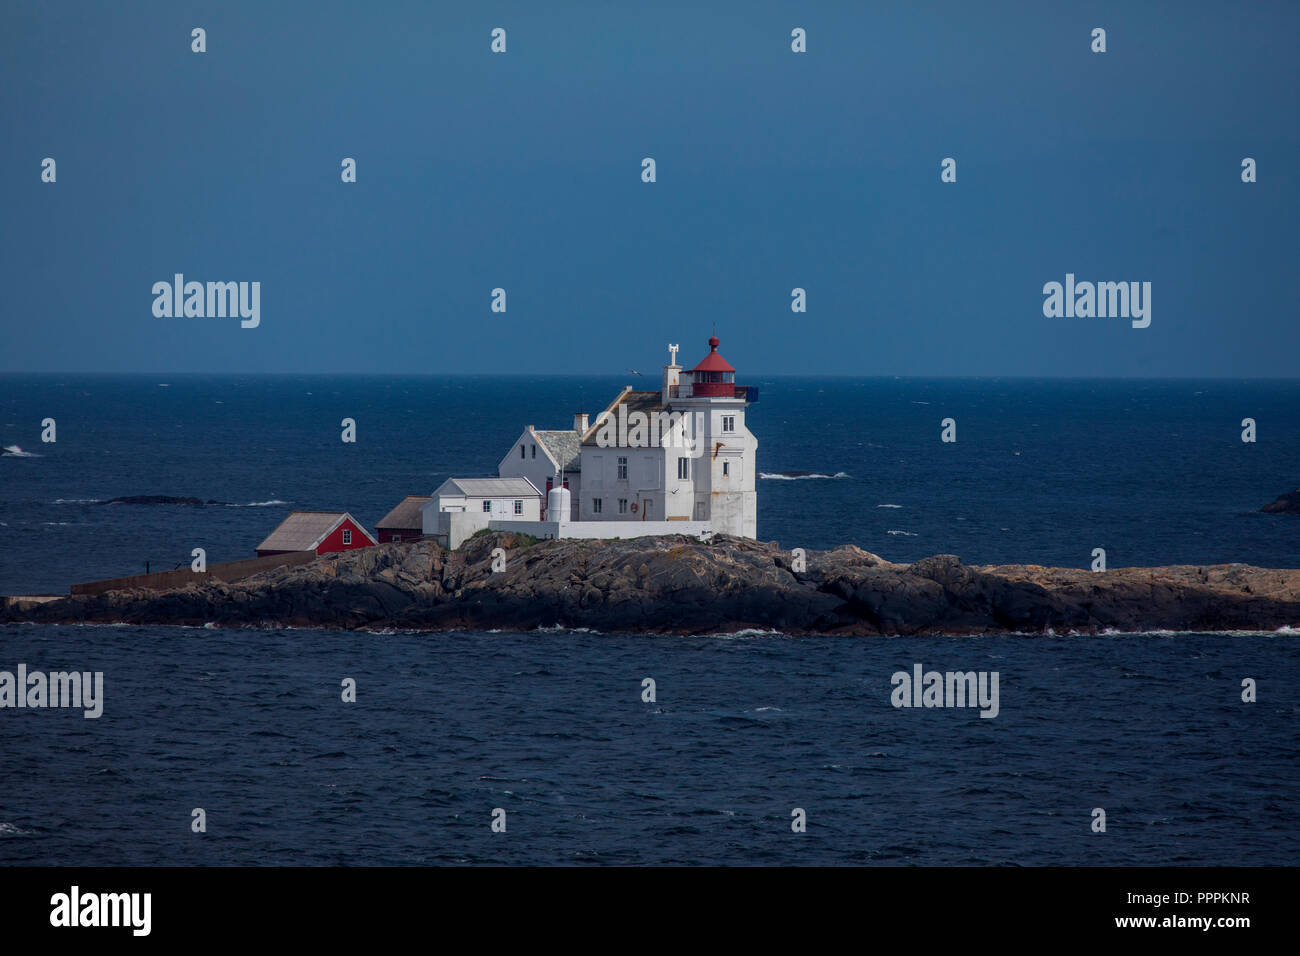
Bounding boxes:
[375,495,431,543]
[255,511,378,557]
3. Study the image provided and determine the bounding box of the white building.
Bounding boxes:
[424,335,758,545]
[421,477,543,548]
[497,422,582,521]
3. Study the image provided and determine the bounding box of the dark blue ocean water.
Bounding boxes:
[1,375,1298,593]
[1,376,1298,865]
[1,626,1297,866]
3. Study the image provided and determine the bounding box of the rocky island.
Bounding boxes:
[4,532,1299,635]
[1262,488,1300,514]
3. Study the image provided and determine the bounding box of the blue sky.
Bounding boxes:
[1,0,1295,376]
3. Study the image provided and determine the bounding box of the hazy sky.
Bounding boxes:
[2,0,1295,376]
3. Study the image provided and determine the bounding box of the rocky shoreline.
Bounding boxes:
[4,533,1299,635]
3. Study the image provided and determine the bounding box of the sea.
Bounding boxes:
[1,375,1298,865]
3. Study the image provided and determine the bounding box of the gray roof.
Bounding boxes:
[582,389,669,446]
[376,495,431,529]
[532,430,581,472]
[436,477,542,499]
[255,511,376,552]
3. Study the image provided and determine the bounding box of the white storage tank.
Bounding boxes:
[547,484,571,523]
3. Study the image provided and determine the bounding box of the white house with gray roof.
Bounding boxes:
[497,419,585,521]
[420,477,543,548]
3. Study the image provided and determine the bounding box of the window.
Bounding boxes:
[520,445,525,459]
[342,529,352,545]
[483,500,492,512]
[677,457,689,480]
[723,416,735,432]
[531,445,536,459]
[617,457,628,480]
[618,498,628,514]
[392,534,401,542]
[592,498,603,514]
[513,500,523,515]
[722,461,730,477]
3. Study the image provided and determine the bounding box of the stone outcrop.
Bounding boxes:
[4,533,1299,635]
[1261,488,1300,514]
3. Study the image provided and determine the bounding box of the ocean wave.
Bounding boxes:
[226,499,289,507]
[2,445,40,458]
[759,471,851,480]
[876,504,903,509]
[886,530,917,536]
[53,498,103,504]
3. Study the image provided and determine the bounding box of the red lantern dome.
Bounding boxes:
[690,335,736,396]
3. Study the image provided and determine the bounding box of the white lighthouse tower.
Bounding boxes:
[670,335,758,537]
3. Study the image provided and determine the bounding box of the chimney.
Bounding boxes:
[573,413,589,434]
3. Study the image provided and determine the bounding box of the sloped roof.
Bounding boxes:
[376,495,432,529]
[436,477,542,498]
[582,390,668,446]
[532,430,581,472]
[691,335,735,373]
[255,511,377,552]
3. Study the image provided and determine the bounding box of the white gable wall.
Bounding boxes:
[497,428,581,520]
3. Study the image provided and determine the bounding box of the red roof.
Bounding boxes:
[691,335,735,373]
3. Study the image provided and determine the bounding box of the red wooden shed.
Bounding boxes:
[255,511,378,557]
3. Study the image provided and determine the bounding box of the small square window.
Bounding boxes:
[514,500,523,515]
[342,529,352,545]
[392,534,401,542]
[617,457,628,480]
[722,461,730,477]
[723,416,735,433]
[593,498,603,514]
[531,445,536,459]
[483,500,492,512]
[677,457,689,480]
[618,498,628,514]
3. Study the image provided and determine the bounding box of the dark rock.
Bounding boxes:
[4,533,1299,635]
[100,495,230,506]
[1261,488,1300,514]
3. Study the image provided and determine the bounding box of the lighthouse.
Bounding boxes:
[670,335,758,537]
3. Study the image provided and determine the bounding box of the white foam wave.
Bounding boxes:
[759,471,850,480]
[876,504,902,509]
[712,627,785,638]
[227,499,289,507]
[3,445,40,458]
[54,498,102,504]
[886,530,917,536]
